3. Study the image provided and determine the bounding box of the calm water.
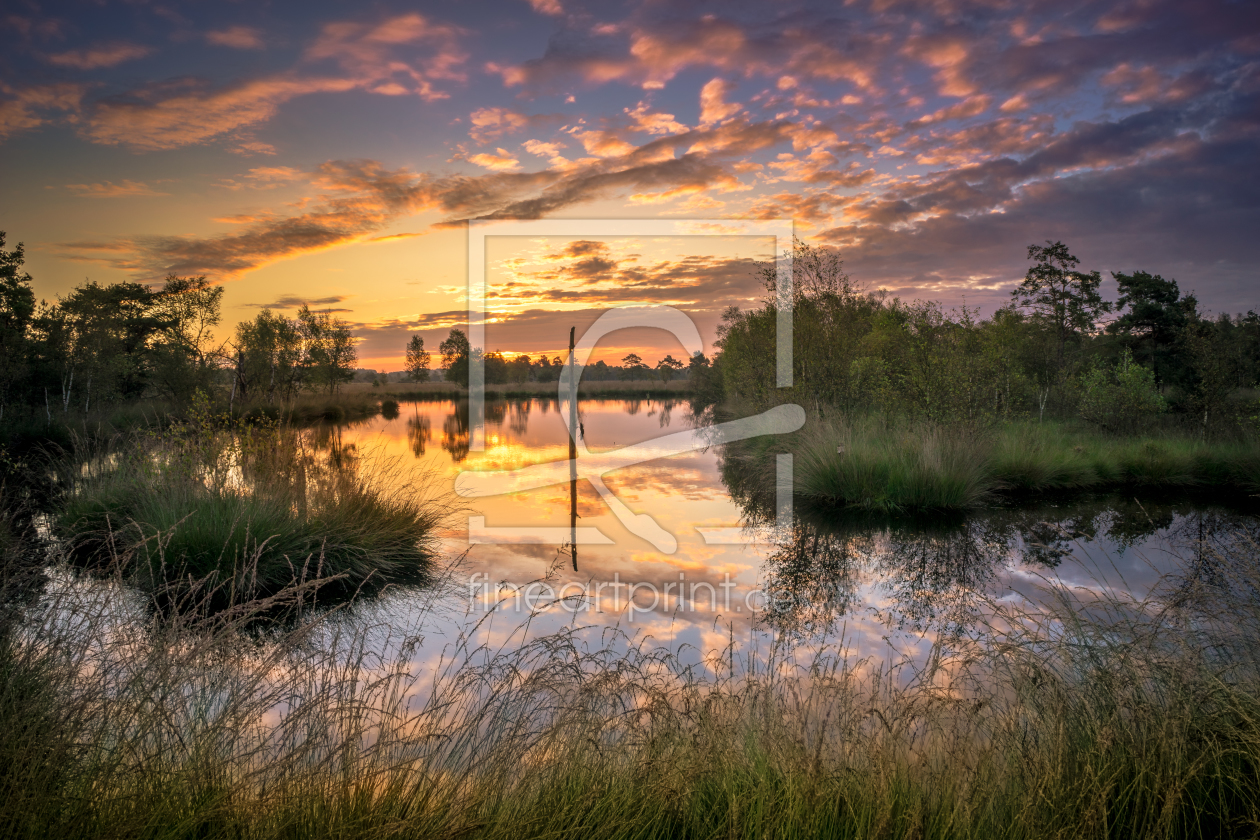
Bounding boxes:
[323,397,1257,670]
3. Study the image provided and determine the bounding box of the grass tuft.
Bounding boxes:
[746,413,1260,513]
[57,421,447,604]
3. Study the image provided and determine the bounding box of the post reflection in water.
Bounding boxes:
[335,397,1258,655]
[567,326,578,572]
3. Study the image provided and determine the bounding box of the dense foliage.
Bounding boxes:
[712,238,1260,436]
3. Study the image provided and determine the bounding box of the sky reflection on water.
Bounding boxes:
[329,398,1257,676]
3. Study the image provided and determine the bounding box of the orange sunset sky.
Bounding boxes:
[3,0,1259,369]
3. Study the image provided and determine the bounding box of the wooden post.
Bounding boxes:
[568,326,578,572]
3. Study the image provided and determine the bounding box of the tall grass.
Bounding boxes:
[989,421,1260,495]
[742,413,1260,513]
[2,524,1259,838]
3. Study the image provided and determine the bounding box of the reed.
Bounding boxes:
[1,523,1258,839]
[750,414,1260,513]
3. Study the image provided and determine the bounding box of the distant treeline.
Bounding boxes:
[0,231,362,421]
[703,238,1260,436]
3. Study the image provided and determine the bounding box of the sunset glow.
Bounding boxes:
[4,0,1258,368]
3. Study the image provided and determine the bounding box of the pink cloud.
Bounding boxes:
[206,26,265,50]
[699,79,741,125]
[469,149,523,171]
[84,75,360,151]
[79,12,469,151]
[527,0,564,16]
[45,42,152,70]
[0,82,84,140]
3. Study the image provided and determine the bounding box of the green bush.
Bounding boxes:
[1079,349,1166,432]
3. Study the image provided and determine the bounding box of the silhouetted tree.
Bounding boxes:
[404,334,430,382]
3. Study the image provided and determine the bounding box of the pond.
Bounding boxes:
[325,397,1259,670]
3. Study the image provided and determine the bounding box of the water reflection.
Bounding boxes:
[407,413,431,458]
[441,402,470,463]
[727,443,1259,639]
[323,398,1258,655]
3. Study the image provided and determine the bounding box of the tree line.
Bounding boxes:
[404,328,690,386]
[0,231,359,421]
[704,238,1260,436]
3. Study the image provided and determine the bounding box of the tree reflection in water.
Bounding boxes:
[727,442,1257,640]
[442,400,470,462]
[407,413,431,458]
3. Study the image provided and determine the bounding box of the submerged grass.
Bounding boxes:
[1,528,1259,839]
[740,412,1260,513]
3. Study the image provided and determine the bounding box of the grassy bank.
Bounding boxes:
[729,413,1260,514]
[2,531,1258,838]
[56,417,446,605]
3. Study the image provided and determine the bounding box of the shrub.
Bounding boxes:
[1079,349,1166,432]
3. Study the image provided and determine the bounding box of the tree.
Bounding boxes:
[439,328,471,386]
[754,236,859,303]
[234,309,304,401]
[49,281,160,411]
[297,305,357,394]
[484,351,509,385]
[655,354,684,382]
[1107,270,1192,384]
[620,352,650,380]
[1011,241,1109,364]
[1183,315,1242,437]
[149,274,224,401]
[507,353,532,384]
[0,233,36,418]
[404,335,430,382]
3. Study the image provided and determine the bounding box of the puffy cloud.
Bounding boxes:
[699,79,741,125]
[31,0,1260,317]
[469,149,523,171]
[469,107,530,142]
[498,13,884,92]
[624,101,688,135]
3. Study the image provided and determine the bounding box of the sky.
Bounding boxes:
[3,0,1259,369]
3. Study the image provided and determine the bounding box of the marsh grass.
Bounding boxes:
[56,413,448,606]
[2,527,1259,839]
[233,391,388,426]
[737,413,1260,513]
